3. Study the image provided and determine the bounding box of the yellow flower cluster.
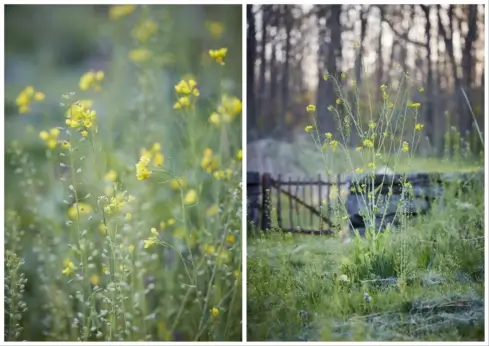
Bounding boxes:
[135,156,152,181]
[213,169,233,180]
[131,19,158,42]
[140,142,164,167]
[173,79,200,109]
[65,101,97,133]
[306,104,316,112]
[170,177,187,190]
[109,5,136,20]
[209,95,242,126]
[39,128,60,149]
[16,86,45,114]
[79,70,104,91]
[144,227,160,249]
[62,259,76,275]
[209,47,228,65]
[201,148,219,173]
[184,189,198,205]
[104,194,135,214]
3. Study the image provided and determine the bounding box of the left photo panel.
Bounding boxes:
[4,4,242,342]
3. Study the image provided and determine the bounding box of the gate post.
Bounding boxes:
[261,173,272,230]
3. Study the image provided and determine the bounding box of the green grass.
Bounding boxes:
[4,5,242,342]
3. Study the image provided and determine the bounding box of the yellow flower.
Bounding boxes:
[34,92,45,101]
[236,149,242,161]
[173,96,190,109]
[362,139,374,148]
[356,146,363,152]
[355,168,364,174]
[408,101,421,109]
[79,70,104,91]
[341,72,346,79]
[368,121,376,129]
[415,123,424,131]
[128,48,153,62]
[226,234,235,244]
[135,156,152,181]
[62,259,76,275]
[168,218,175,226]
[170,177,187,190]
[209,112,221,126]
[39,128,60,149]
[402,141,409,152]
[184,189,198,205]
[205,21,224,40]
[216,95,242,122]
[68,202,93,219]
[206,204,219,216]
[144,236,158,249]
[131,19,158,42]
[174,79,199,96]
[81,130,88,137]
[109,5,136,20]
[128,245,135,253]
[329,140,339,151]
[90,274,100,286]
[304,125,313,133]
[336,99,341,105]
[209,47,228,65]
[380,84,387,91]
[210,307,219,318]
[104,170,118,182]
[151,227,159,236]
[368,162,376,170]
[306,104,316,112]
[327,105,334,111]
[419,87,425,93]
[325,132,333,139]
[125,213,132,222]
[323,74,329,81]
[213,169,232,180]
[201,148,219,173]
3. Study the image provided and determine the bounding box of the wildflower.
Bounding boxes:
[144,236,158,249]
[419,87,425,93]
[66,101,97,131]
[206,204,219,216]
[323,74,329,81]
[104,194,129,214]
[62,259,76,275]
[104,170,118,182]
[402,141,409,152]
[341,72,346,79]
[327,105,334,111]
[209,47,228,65]
[368,121,376,129]
[306,104,316,112]
[128,245,135,253]
[217,95,242,122]
[355,168,364,174]
[81,130,88,137]
[170,177,187,190]
[209,112,221,126]
[168,218,175,226]
[201,148,219,173]
[175,79,199,96]
[368,162,376,169]
[184,189,198,205]
[39,128,60,149]
[226,234,235,244]
[99,221,107,235]
[356,146,363,152]
[79,70,104,91]
[415,123,424,131]
[408,101,421,109]
[329,140,339,151]
[125,213,132,222]
[128,48,152,62]
[139,143,164,168]
[131,19,158,42]
[213,169,232,180]
[304,125,313,133]
[135,156,152,181]
[109,5,136,20]
[325,132,333,139]
[60,140,71,150]
[210,307,219,318]
[236,149,242,161]
[90,274,100,286]
[336,99,341,105]
[362,139,374,148]
[151,227,158,236]
[380,84,387,91]
[16,86,44,113]
[203,244,216,255]
[173,96,190,109]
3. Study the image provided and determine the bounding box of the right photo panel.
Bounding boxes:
[246,4,485,342]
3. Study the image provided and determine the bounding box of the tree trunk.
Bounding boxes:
[247,5,257,141]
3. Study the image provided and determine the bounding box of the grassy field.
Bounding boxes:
[247,180,484,341]
[247,71,485,341]
[4,5,242,341]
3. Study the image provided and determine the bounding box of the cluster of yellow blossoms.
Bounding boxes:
[65,100,97,136]
[201,148,219,173]
[173,79,200,109]
[108,5,136,20]
[132,19,158,42]
[79,70,104,91]
[209,47,227,65]
[135,142,164,181]
[209,95,242,126]
[16,86,45,114]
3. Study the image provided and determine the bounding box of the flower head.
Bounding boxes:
[109,5,136,20]
[306,104,316,112]
[39,128,60,149]
[209,47,228,65]
[79,70,104,91]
